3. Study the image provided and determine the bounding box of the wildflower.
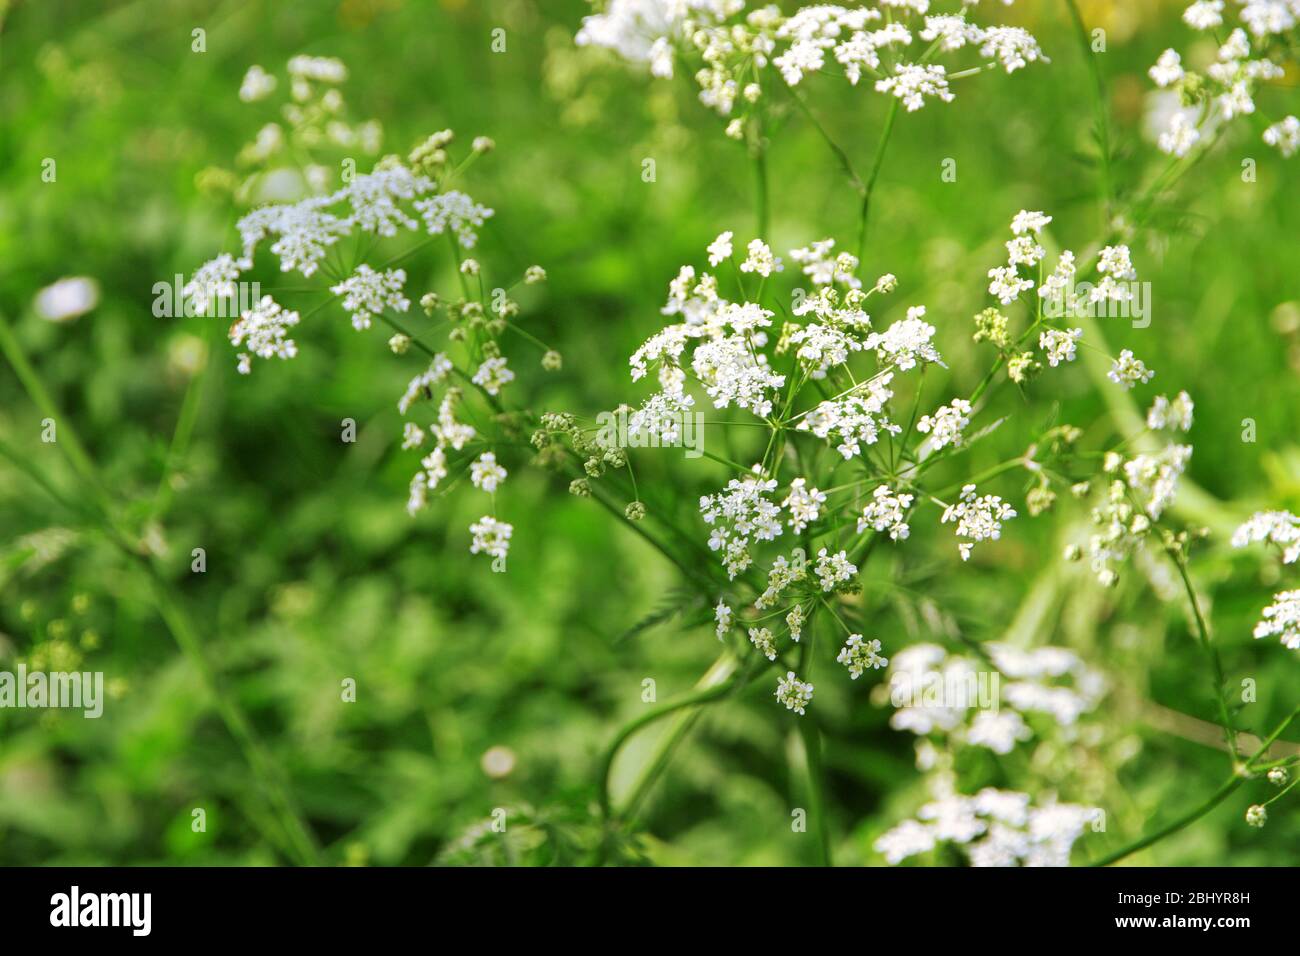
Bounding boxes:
[715,601,732,640]
[388,333,411,355]
[1232,510,1300,563]
[542,350,563,371]
[1263,116,1300,158]
[783,478,826,533]
[1039,327,1082,367]
[472,356,515,396]
[1107,349,1154,389]
[414,190,494,248]
[331,265,410,331]
[1124,445,1192,519]
[967,711,1032,754]
[875,819,937,864]
[707,231,734,266]
[987,265,1033,304]
[1245,804,1268,828]
[858,484,915,540]
[625,501,647,521]
[1268,767,1289,786]
[875,62,954,111]
[786,604,805,642]
[973,308,1010,348]
[184,254,242,315]
[1149,49,1185,87]
[472,135,495,153]
[470,452,507,493]
[569,478,591,498]
[865,307,943,369]
[460,258,480,277]
[775,671,814,715]
[739,238,782,277]
[942,484,1017,561]
[979,26,1047,74]
[1252,589,1300,649]
[916,399,972,451]
[1146,391,1194,432]
[798,376,899,459]
[756,553,809,610]
[401,423,425,450]
[524,264,547,284]
[229,295,299,373]
[837,634,888,679]
[749,627,778,661]
[468,515,512,561]
[814,548,857,591]
[1010,210,1052,235]
[1184,0,1225,30]
[1158,112,1201,157]
[397,354,454,414]
[421,447,448,490]
[239,64,277,102]
[700,467,784,578]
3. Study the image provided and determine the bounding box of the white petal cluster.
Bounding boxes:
[397,354,454,414]
[1107,349,1154,389]
[1038,327,1082,367]
[1233,510,1300,564]
[837,634,888,678]
[1146,391,1194,432]
[472,356,515,396]
[875,63,954,111]
[857,484,915,540]
[749,626,778,661]
[1253,590,1300,649]
[468,515,513,561]
[782,478,826,533]
[941,484,1016,561]
[229,295,300,374]
[330,265,410,331]
[797,375,900,459]
[415,190,495,248]
[775,670,814,715]
[916,398,972,451]
[1263,115,1300,158]
[814,547,857,591]
[470,452,508,493]
[700,467,784,578]
[1123,445,1192,520]
[184,254,242,315]
[864,307,943,369]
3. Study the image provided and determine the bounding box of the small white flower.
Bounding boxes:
[1039,327,1082,367]
[1183,0,1224,30]
[1232,510,1300,564]
[472,356,515,396]
[229,295,300,373]
[783,478,826,533]
[739,238,783,277]
[916,399,972,451]
[469,515,512,561]
[775,670,814,715]
[715,600,733,639]
[1107,349,1154,390]
[942,484,1016,561]
[858,484,915,540]
[707,230,734,266]
[814,547,857,591]
[470,451,507,493]
[1148,49,1185,87]
[331,265,410,331]
[239,64,277,102]
[875,62,954,111]
[837,634,888,678]
[1263,116,1300,158]
[749,626,778,661]
[1146,391,1194,432]
[1252,590,1300,649]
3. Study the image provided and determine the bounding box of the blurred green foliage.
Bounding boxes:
[0,0,1297,865]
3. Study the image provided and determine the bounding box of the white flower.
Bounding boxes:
[1005,235,1045,267]
[228,295,299,373]
[700,467,784,578]
[739,238,782,277]
[787,604,806,641]
[775,670,814,715]
[749,626,778,661]
[967,711,1032,754]
[1233,511,1300,564]
[470,452,508,493]
[1157,112,1201,157]
[837,634,888,678]
[421,446,448,489]
[987,265,1033,304]
[942,484,1016,561]
[865,307,943,368]
[239,64,277,102]
[34,276,99,323]
[1123,445,1192,519]
[858,484,915,540]
[978,26,1047,74]
[236,199,349,276]
[1183,1,1224,30]
[287,54,347,84]
[715,600,732,639]
[1039,327,1082,367]
[414,190,494,248]
[397,354,454,414]
[1149,49,1185,87]
[1263,116,1300,158]
[1246,804,1268,827]
[184,254,242,315]
[330,265,410,330]
[707,230,734,266]
[401,422,426,449]
[875,819,936,864]
[1010,210,1052,235]
[920,15,978,51]
[1107,349,1154,389]
[875,62,954,111]
[472,356,515,396]
[797,375,900,459]
[1146,391,1194,432]
[469,515,512,561]
[783,478,826,533]
[916,399,972,451]
[814,548,857,591]
[341,166,435,237]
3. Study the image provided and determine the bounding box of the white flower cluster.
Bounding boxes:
[857,483,914,540]
[229,295,300,375]
[1233,510,1300,565]
[330,265,410,331]
[837,633,888,679]
[1252,590,1300,649]
[916,398,971,451]
[875,779,1098,867]
[882,642,1106,753]
[576,1,1045,135]
[700,467,785,578]
[941,484,1017,561]
[1150,4,1297,159]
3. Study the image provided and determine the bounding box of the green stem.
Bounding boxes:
[1063,0,1113,217]
[857,99,899,265]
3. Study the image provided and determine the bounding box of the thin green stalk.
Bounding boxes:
[857,99,900,265]
[1167,547,1239,763]
[1094,705,1300,866]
